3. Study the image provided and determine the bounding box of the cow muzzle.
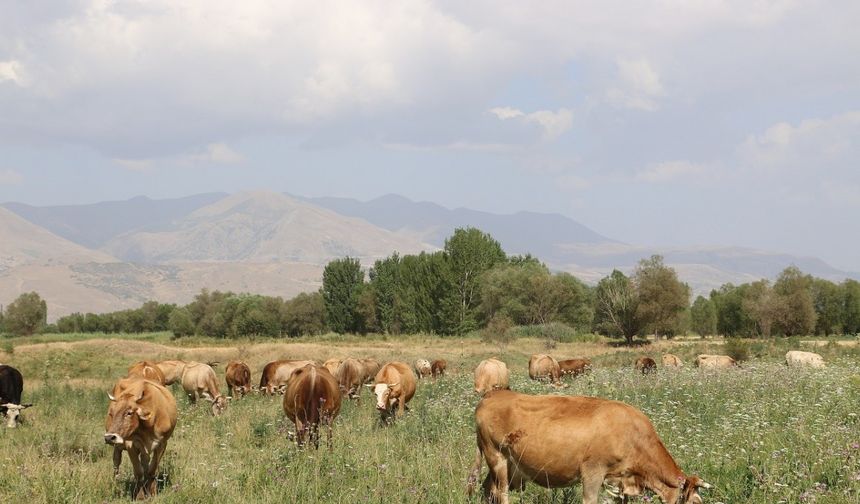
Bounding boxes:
[104,433,124,445]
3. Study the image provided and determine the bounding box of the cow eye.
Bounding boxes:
[125,410,133,416]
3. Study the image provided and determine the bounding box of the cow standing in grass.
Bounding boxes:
[662,354,683,368]
[0,365,32,428]
[369,362,416,422]
[154,360,188,385]
[635,357,657,375]
[260,359,317,395]
[283,364,341,448]
[528,354,561,385]
[431,359,447,379]
[335,358,364,400]
[474,358,509,396]
[360,358,381,383]
[225,360,252,398]
[414,359,432,379]
[180,362,228,416]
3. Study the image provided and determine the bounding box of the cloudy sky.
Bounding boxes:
[1,1,858,270]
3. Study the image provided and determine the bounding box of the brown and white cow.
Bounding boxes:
[558,358,591,378]
[127,361,167,385]
[259,359,317,395]
[467,390,711,504]
[528,354,561,385]
[323,358,343,375]
[368,362,416,421]
[225,360,252,398]
[474,358,509,396]
[105,377,178,500]
[662,354,683,368]
[785,350,825,368]
[335,358,364,400]
[431,359,447,379]
[283,365,342,449]
[414,359,432,379]
[360,358,381,384]
[154,360,188,386]
[695,354,737,369]
[180,362,228,416]
[635,356,658,375]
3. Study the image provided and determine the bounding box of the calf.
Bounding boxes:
[180,362,228,415]
[368,362,416,422]
[0,365,32,428]
[431,359,447,379]
[225,360,252,398]
[283,365,342,448]
[414,359,432,379]
[467,390,711,504]
[635,356,658,375]
[558,358,591,378]
[105,377,177,500]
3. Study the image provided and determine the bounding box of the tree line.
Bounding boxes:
[2,227,858,341]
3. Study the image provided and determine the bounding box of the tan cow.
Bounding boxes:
[528,354,561,385]
[154,360,188,385]
[259,359,316,395]
[474,358,509,396]
[127,361,167,385]
[335,358,364,400]
[558,358,591,378]
[180,362,228,416]
[225,361,252,398]
[105,378,178,500]
[467,390,711,504]
[323,358,343,375]
[283,365,342,449]
[662,354,683,368]
[360,358,381,383]
[785,350,825,368]
[369,362,417,421]
[635,356,657,375]
[431,359,447,379]
[695,354,737,369]
[414,359,432,379]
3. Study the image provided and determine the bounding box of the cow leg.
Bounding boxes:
[127,447,145,500]
[145,442,167,498]
[397,398,405,418]
[112,446,123,477]
[580,467,605,504]
[482,447,510,504]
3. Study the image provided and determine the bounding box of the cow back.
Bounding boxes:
[127,361,167,385]
[226,361,252,388]
[474,358,509,395]
[335,358,363,396]
[528,354,560,382]
[283,365,341,425]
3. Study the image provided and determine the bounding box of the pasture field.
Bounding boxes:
[1,333,859,503]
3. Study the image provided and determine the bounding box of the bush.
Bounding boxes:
[482,313,513,351]
[510,323,601,344]
[724,337,750,362]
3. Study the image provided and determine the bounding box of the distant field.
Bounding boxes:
[1,333,859,503]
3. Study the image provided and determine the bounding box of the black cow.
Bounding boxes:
[0,365,31,428]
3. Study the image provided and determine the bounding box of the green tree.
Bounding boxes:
[444,227,506,334]
[811,278,843,335]
[322,257,365,334]
[57,312,85,333]
[354,284,379,334]
[743,280,781,337]
[710,283,756,337]
[168,307,195,338]
[4,292,48,336]
[690,295,717,337]
[231,295,283,337]
[773,266,816,336]
[369,254,403,333]
[633,255,690,338]
[282,292,327,337]
[593,270,641,344]
[843,279,860,335]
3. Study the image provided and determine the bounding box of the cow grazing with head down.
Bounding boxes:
[558,358,591,379]
[127,361,166,385]
[467,390,711,504]
[431,359,447,379]
[528,354,561,385]
[283,364,342,448]
[180,362,228,416]
[105,377,177,500]
[154,360,188,386]
[474,358,509,396]
[323,358,343,375]
[785,351,825,368]
[369,362,416,422]
[695,354,737,369]
[635,357,658,375]
[225,360,252,398]
[360,358,381,383]
[414,359,432,379]
[0,365,32,428]
[335,358,364,400]
[662,354,683,368]
[259,359,316,395]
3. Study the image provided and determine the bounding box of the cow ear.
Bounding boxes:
[135,389,145,402]
[695,480,712,489]
[21,403,33,409]
[364,383,373,388]
[136,408,152,421]
[201,391,213,401]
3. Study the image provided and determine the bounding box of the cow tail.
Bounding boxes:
[466,441,483,497]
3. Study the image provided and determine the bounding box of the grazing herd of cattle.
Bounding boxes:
[0,349,828,502]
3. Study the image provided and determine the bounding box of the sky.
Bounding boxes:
[1,1,859,271]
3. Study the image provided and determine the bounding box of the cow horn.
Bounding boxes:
[107,393,116,401]
[387,382,399,388]
[697,480,713,489]
[21,403,33,409]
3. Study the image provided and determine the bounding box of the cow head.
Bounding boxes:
[680,476,711,504]
[369,382,398,411]
[2,403,32,428]
[104,389,149,445]
[202,392,229,416]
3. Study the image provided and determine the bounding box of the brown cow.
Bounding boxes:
[662,354,683,368]
[414,359,432,379]
[335,358,364,400]
[360,358,381,383]
[154,360,188,385]
[105,378,178,500]
[225,360,252,398]
[283,365,342,448]
[323,358,343,375]
[635,357,657,375]
[368,362,416,421]
[695,354,737,369]
[558,358,591,378]
[180,362,228,416]
[528,354,561,385]
[127,361,167,385]
[431,359,447,379]
[474,358,509,396]
[467,390,711,504]
[259,359,316,395]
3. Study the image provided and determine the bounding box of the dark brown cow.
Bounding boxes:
[225,360,252,398]
[105,378,178,500]
[431,359,447,379]
[558,358,592,378]
[127,361,166,385]
[335,358,363,400]
[635,357,657,375]
[283,365,342,448]
[467,390,711,504]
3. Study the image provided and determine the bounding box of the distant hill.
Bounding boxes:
[3,192,226,248]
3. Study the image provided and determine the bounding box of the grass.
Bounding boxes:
[1,333,859,503]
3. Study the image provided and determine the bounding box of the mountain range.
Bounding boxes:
[1,191,856,320]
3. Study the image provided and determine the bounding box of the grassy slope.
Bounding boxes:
[0,333,859,503]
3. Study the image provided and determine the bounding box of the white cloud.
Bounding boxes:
[606,58,664,111]
[189,143,244,164]
[0,60,26,86]
[488,107,525,120]
[637,160,704,182]
[0,169,23,185]
[489,106,573,140]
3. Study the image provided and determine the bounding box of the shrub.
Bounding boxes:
[482,313,514,351]
[724,337,750,362]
